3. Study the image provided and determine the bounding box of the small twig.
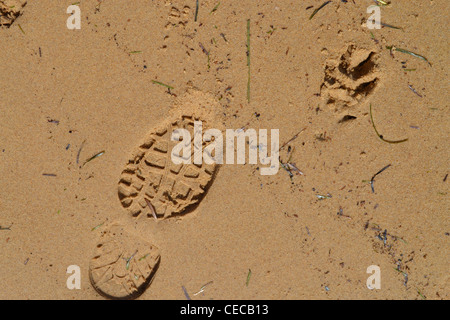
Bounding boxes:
[193,281,214,296]
[124,251,138,270]
[309,1,332,20]
[76,140,86,165]
[199,42,209,56]
[144,198,158,221]
[379,22,402,30]
[246,19,251,103]
[47,118,60,125]
[220,33,228,43]
[82,150,105,167]
[280,128,306,150]
[408,85,422,98]
[210,2,220,14]
[285,163,303,175]
[42,173,57,177]
[306,226,311,236]
[194,0,199,22]
[199,42,210,69]
[337,207,352,219]
[0,224,13,231]
[280,161,294,178]
[370,164,392,193]
[182,286,192,300]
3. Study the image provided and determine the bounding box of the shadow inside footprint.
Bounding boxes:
[89,223,161,300]
[0,0,27,27]
[321,44,380,109]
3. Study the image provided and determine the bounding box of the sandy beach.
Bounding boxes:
[0,0,448,300]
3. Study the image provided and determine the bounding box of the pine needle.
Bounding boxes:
[370,104,408,144]
[152,80,174,90]
[309,1,332,20]
[386,46,431,66]
[210,2,220,14]
[246,269,252,286]
[195,0,199,22]
[82,150,105,167]
[247,19,251,103]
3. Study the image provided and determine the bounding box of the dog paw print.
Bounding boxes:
[321,44,380,109]
[0,0,27,27]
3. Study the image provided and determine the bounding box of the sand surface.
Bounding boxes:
[0,0,448,300]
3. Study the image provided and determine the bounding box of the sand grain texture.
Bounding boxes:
[0,0,448,300]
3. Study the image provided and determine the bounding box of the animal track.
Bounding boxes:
[118,114,217,220]
[165,5,191,30]
[321,44,380,109]
[89,223,161,300]
[0,0,27,26]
